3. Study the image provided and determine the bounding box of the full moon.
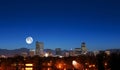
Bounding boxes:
[26,36,33,44]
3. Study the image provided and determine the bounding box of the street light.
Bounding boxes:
[44,53,49,57]
[72,60,81,69]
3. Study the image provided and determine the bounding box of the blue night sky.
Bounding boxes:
[0,0,120,50]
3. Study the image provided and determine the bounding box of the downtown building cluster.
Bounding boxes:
[7,41,119,58]
[22,41,88,58]
[0,42,120,70]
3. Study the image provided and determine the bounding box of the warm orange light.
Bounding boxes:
[21,68,24,70]
[105,62,107,66]
[92,64,95,67]
[89,65,92,68]
[47,68,52,70]
[56,63,64,69]
[25,67,33,70]
[72,60,77,65]
[11,63,16,66]
[55,61,66,69]
[25,64,33,66]
[72,60,81,69]
[45,53,49,57]
[85,62,88,65]
[58,64,62,69]
[47,63,52,66]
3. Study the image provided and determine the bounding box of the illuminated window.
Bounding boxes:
[25,64,33,66]
[25,67,33,70]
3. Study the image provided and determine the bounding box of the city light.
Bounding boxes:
[85,62,88,65]
[25,63,33,66]
[92,64,95,67]
[55,61,66,69]
[44,53,49,57]
[59,55,63,58]
[56,63,63,69]
[58,64,62,69]
[47,68,52,70]
[89,65,92,68]
[25,67,33,70]
[25,64,33,70]
[105,62,107,66]
[47,62,52,66]
[72,60,77,65]
[72,60,81,69]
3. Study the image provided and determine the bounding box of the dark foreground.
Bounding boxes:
[0,52,120,70]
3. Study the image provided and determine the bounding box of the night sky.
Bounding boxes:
[0,0,120,50]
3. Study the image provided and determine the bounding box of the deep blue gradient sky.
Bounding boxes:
[0,0,120,50]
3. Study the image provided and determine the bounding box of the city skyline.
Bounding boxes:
[0,0,120,50]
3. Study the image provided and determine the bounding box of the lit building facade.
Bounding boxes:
[35,41,44,56]
[81,42,87,54]
[55,48,62,56]
[74,48,81,56]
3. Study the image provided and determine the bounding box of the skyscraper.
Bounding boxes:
[81,42,87,54]
[55,48,62,56]
[36,41,44,56]
[74,48,81,56]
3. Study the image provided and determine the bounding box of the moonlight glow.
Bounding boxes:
[26,36,33,44]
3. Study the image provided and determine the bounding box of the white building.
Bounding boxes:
[81,42,87,54]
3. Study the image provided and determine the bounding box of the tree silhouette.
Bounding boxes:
[96,53,105,70]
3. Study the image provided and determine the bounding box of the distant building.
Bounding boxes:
[81,42,87,54]
[55,48,62,56]
[36,41,44,56]
[45,49,53,56]
[69,42,88,56]
[0,55,6,58]
[106,49,120,54]
[69,49,74,56]
[87,51,94,56]
[29,49,35,57]
[93,50,100,56]
[21,52,28,58]
[105,50,110,55]
[64,51,69,57]
[74,48,81,56]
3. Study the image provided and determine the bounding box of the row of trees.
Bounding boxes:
[0,52,120,70]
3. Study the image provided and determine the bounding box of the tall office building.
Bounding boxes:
[74,48,81,56]
[81,42,87,54]
[36,41,44,56]
[55,48,62,56]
